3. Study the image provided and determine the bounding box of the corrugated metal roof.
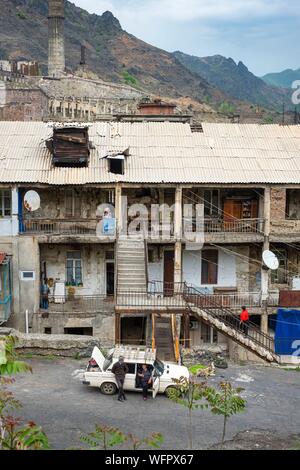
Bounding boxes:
[1,121,300,185]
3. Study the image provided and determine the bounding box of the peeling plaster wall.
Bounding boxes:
[40,244,108,296]
[182,248,237,290]
[24,188,111,220]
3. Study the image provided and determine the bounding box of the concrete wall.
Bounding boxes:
[32,312,115,349]
[182,248,237,290]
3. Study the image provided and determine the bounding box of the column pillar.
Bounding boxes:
[261,187,271,301]
[174,186,183,285]
[261,311,269,335]
[115,184,122,234]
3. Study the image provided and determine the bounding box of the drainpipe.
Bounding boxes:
[25,309,29,334]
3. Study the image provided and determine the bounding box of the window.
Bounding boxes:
[204,190,219,217]
[44,328,52,335]
[201,249,218,285]
[271,249,288,284]
[201,323,218,344]
[0,190,11,217]
[108,157,124,175]
[286,190,300,219]
[20,271,35,281]
[65,189,81,218]
[66,251,82,285]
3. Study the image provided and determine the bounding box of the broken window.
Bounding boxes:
[286,190,300,219]
[66,251,82,286]
[0,189,11,217]
[65,189,81,218]
[201,249,218,285]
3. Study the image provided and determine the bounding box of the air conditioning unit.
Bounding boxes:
[190,321,199,330]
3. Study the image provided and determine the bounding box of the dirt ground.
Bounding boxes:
[7,357,300,450]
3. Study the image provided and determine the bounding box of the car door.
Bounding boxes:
[123,363,137,391]
[152,375,160,399]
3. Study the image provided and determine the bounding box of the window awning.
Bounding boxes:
[106,154,125,160]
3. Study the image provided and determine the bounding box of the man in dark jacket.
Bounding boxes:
[112,356,129,402]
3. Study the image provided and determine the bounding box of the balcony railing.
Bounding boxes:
[116,282,279,309]
[183,217,265,234]
[42,294,114,314]
[20,218,116,237]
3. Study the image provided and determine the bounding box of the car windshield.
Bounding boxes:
[154,359,164,375]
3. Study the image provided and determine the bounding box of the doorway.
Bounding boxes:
[121,317,147,346]
[164,250,174,295]
[106,262,115,296]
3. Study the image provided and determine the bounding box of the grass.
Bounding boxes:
[188,364,207,375]
[283,367,300,372]
[19,353,57,361]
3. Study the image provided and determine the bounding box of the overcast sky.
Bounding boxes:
[72,0,300,76]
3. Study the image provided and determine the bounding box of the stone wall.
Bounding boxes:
[0,87,48,121]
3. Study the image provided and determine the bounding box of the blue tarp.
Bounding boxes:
[275,309,300,355]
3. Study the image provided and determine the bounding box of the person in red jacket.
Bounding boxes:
[240,306,250,336]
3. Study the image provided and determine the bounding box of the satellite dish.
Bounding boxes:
[263,250,279,270]
[24,190,40,212]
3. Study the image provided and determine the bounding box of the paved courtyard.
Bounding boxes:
[7,357,300,450]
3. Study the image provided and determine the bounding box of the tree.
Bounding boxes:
[80,424,164,451]
[167,376,208,450]
[0,336,49,450]
[80,424,126,450]
[205,381,246,447]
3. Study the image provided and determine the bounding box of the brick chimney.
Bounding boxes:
[48,0,65,78]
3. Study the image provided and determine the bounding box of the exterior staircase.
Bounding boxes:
[183,285,279,363]
[154,316,176,362]
[116,235,147,294]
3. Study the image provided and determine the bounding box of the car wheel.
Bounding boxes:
[165,386,178,398]
[100,382,117,395]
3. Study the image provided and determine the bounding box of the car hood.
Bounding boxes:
[163,363,189,379]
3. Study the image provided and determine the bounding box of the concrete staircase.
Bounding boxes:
[184,286,280,363]
[154,316,176,362]
[116,236,147,294]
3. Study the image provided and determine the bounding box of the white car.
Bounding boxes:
[82,345,190,398]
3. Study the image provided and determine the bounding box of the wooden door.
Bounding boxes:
[164,251,174,296]
[223,200,242,231]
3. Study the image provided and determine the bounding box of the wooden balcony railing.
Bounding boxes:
[183,217,265,234]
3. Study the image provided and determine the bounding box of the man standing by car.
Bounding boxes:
[112,356,129,402]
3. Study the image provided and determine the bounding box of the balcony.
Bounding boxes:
[183,217,265,243]
[19,218,116,242]
[40,294,115,315]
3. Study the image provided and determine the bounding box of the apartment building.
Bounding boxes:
[1,121,300,362]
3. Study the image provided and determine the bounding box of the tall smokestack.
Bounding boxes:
[48,0,65,78]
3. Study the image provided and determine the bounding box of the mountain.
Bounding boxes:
[0,0,224,106]
[173,51,291,111]
[262,68,300,89]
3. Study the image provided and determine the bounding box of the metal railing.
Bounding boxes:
[43,294,114,314]
[20,218,116,237]
[183,217,265,234]
[183,284,276,355]
[116,282,186,309]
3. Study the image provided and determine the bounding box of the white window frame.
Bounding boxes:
[20,271,35,281]
[0,189,12,218]
[66,251,83,286]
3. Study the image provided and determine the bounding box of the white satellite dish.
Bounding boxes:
[24,190,41,212]
[263,250,279,270]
